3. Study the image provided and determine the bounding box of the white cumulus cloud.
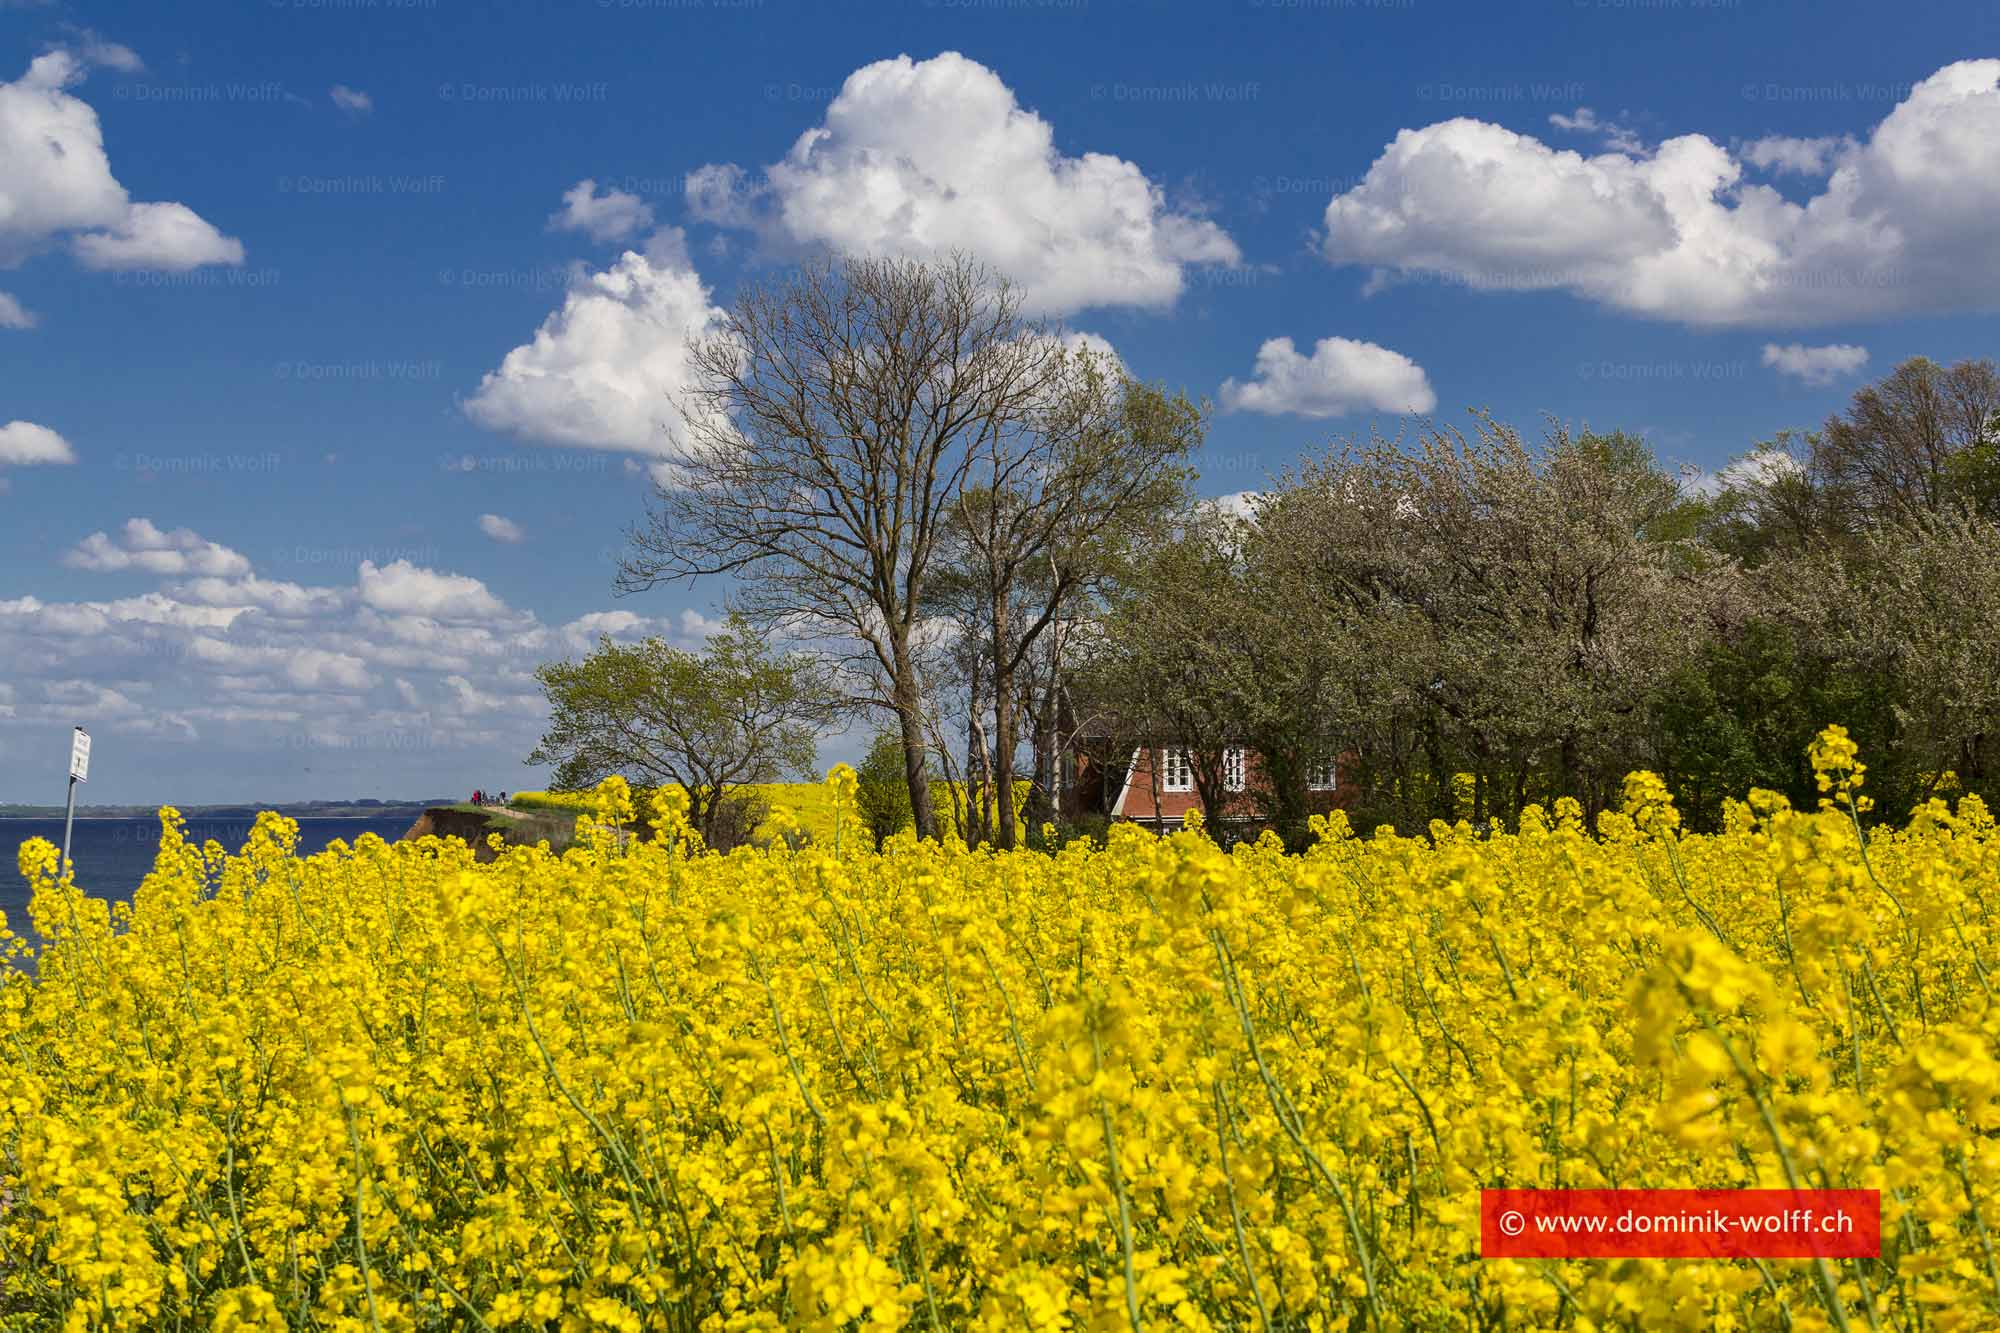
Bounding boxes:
[462,244,727,453]
[0,291,34,329]
[65,518,252,577]
[1761,342,1870,385]
[283,648,375,690]
[69,201,245,271]
[0,49,243,271]
[1219,336,1437,418]
[1322,60,2000,326]
[689,52,1240,315]
[167,574,344,617]
[0,419,76,464]
[549,179,655,243]
[357,559,506,620]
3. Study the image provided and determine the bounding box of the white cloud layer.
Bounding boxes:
[0,519,726,794]
[1761,342,1870,385]
[688,51,1240,314]
[462,245,727,453]
[0,290,34,328]
[1219,336,1437,418]
[0,48,244,271]
[1322,60,2000,326]
[549,179,655,243]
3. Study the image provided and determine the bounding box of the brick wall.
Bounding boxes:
[1105,745,1357,829]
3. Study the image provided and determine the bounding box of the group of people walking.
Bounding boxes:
[470,789,508,807]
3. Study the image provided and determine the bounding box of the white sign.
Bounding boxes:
[69,727,90,783]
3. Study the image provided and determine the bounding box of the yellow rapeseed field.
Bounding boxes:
[3,727,1997,1330]
[510,782,1025,847]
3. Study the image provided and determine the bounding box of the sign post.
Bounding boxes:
[62,727,89,878]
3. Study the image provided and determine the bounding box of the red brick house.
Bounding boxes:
[1083,743,1358,832]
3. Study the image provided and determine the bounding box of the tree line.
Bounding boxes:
[1087,356,2000,843]
[532,251,2000,846]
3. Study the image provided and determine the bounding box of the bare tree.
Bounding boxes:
[617,253,1061,838]
[947,358,1202,847]
[1817,356,2000,523]
[1702,359,2000,565]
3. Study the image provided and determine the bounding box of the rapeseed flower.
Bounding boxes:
[0,729,1990,1327]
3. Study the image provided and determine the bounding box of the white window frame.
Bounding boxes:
[1307,757,1339,791]
[1223,746,1246,793]
[1159,747,1193,793]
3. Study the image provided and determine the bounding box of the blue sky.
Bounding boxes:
[2,0,1996,803]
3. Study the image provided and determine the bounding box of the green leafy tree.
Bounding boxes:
[1083,503,1259,843]
[528,617,829,844]
[1782,510,2000,808]
[853,731,915,849]
[1268,417,1717,826]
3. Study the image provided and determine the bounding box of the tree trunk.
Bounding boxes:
[1034,670,1070,829]
[1052,682,1077,821]
[1022,684,1052,829]
[691,784,715,844]
[891,640,937,839]
[929,712,969,849]
[1425,725,1454,823]
[966,651,991,847]
[1191,756,1227,845]
[1559,732,1581,814]
[991,591,1019,850]
[1023,673,1058,830]
[1146,741,1163,832]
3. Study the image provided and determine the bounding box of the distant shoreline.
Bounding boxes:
[0,804,453,821]
[0,813,432,820]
